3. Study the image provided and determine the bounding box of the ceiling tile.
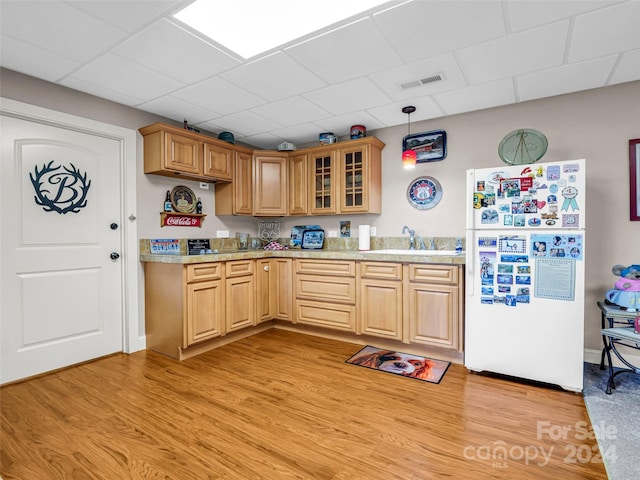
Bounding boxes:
[239,133,286,150]
[0,35,80,82]
[0,1,127,62]
[251,96,332,127]
[303,77,390,115]
[172,76,266,115]
[367,98,445,127]
[285,18,403,84]
[457,20,570,84]
[435,78,516,115]
[59,76,144,106]
[270,123,325,145]
[66,53,185,103]
[312,111,387,138]
[569,1,640,62]
[68,0,188,33]
[507,0,615,32]
[220,52,326,101]
[518,55,620,102]
[369,53,467,102]
[372,0,505,63]
[137,95,219,124]
[197,111,283,137]
[610,49,640,85]
[112,19,240,83]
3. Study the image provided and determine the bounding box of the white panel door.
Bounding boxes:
[1,113,124,383]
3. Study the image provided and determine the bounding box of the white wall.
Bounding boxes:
[2,68,638,355]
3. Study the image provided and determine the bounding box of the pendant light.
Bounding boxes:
[402,106,417,169]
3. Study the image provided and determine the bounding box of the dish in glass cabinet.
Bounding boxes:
[170,185,197,213]
[406,176,443,210]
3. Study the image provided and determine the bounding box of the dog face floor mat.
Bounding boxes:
[346,346,450,384]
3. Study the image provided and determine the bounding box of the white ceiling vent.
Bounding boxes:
[401,73,445,90]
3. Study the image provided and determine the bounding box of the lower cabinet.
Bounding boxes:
[294,259,357,332]
[225,260,255,333]
[256,258,293,323]
[406,264,462,351]
[358,262,403,340]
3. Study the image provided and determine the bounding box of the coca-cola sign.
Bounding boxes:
[162,213,203,228]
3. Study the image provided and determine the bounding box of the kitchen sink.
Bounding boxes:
[362,249,464,256]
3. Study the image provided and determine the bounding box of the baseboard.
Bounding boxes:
[584,347,640,368]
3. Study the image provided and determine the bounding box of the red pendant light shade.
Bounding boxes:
[402,105,417,169]
[402,149,417,169]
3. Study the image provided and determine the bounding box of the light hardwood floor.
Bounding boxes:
[1,329,606,479]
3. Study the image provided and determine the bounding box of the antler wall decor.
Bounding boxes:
[30,161,92,214]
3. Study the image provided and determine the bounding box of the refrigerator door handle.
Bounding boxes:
[466,170,475,230]
[466,230,474,297]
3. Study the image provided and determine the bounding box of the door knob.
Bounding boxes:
[110,252,120,260]
[263,265,270,271]
[110,223,118,230]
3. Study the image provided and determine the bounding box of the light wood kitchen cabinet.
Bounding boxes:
[203,142,233,181]
[256,258,293,323]
[358,262,403,340]
[339,140,383,214]
[215,150,253,215]
[307,137,384,215]
[288,153,308,215]
[144,262,225,359]
[294,259,356,331]
[225,260,255,333]
[253,151,288,216]
[308,149,338,215]
[405,264,463,351]
[140,122,246,182]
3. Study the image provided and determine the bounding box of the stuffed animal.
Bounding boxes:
[605,264,640,311]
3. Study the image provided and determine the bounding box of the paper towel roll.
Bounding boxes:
[358,225,371,251]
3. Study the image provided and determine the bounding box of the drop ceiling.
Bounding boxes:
[1,0,639,149]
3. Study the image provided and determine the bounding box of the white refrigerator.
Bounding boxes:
[464,159,586,391]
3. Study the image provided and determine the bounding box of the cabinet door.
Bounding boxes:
[226,274,255,333]
[203,142,233,181]
[358,262,403,340]
[253,153,288,216]
[407,283,458,349]
[339,145,367,213]
[309,150,337,214]
[272,258,293,322]
[186,279,224,346]
[289,153,308,215]
[255,259,273,323]
[164,131,201,174]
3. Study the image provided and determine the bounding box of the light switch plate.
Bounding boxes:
[216,230,229,238]
[370,226,377,236]
[327,230,338,238]
[199,182,209,189]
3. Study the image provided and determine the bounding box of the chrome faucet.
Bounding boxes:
[430,238,436,250]
[402,226,416,249]
[416,236,427,250]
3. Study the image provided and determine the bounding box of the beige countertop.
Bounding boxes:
[140,249,466,265]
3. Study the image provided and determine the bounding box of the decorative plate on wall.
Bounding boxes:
[170,185,197,213]
[406,176,443,210]
[498,128,548,165]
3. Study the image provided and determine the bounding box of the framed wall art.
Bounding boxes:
[630,138,640,221]
[403,129,447,163]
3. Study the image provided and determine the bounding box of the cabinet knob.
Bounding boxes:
[263,265,270,271]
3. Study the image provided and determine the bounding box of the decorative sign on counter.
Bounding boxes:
[160,212,206,227]
[150,239,180,255]
[187,239,212,255]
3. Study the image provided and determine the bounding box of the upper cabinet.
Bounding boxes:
[140,123,248,183]
[308,137,384,215]
[141,123,385,217]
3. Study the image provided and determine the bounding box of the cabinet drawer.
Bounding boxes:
[186,263,223,283]
[295,275,356,304]
[409,264,458,284]
[295,259,355,276]
[359,262,402,280]
[225,259,254,277]
[296,300,356,332]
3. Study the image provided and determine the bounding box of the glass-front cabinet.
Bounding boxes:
[309,150,337,215]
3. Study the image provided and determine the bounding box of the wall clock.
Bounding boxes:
[407,176,443,210]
